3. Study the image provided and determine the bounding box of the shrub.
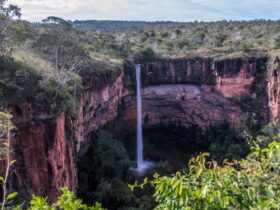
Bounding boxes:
[274,35,280,49]
[78,131,132,209]
[133,141,280,210]
[29,187,105,210]
[0,56,40,106]
[131,47,158,63]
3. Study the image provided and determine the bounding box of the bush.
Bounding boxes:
[78,131,133,209]
[274,35,280,49]
[144,124,249,165]
[131,47,158,63]
[29,187,105,210]
[134,141,280,210]
[0,55,40,106]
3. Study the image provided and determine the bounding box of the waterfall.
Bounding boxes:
[134,64,153,174]
[136,64,144,169]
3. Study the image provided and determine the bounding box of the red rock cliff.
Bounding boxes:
[10,110,76,202]
[7,56,280,202]
[75,71,124,153]
[9,70,124,201]
[123,56,280,129]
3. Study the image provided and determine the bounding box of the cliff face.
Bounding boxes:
[266,57,280,123]
[7,56,280,201]
[9,71,124,201]
[10,109,76,202]
[123,57,277,129]
[123,84,244,130]
[75,71,124,153]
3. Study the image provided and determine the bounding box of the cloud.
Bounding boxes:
[9,0,280,21]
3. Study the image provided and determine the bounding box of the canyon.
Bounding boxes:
[7,56,280,201]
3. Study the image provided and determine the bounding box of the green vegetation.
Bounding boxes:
[275,35,280,49]
[0,1,280,209]
[78,131,132,209]
[254,123,280,147]
[78,131,156,210]
[28,187,105,210]
[0,55,41,106]
[0,55,80,116]
[78,124,254,209]
[2,15,280,117]
[0,111,19,210]
[133,141,280,210]
[73,20,280,59]
[0,0,21,55]
[0,0,279,112]
[1,6,280,110]
[144,124,249,166]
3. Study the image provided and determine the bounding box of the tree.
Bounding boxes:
[275,35,280,49]
[78,131,132,209]
[33,16,87,97]
[6,20,30,45]
[0,111,18,210]
[0,0,21,54]
[39,16,87,74]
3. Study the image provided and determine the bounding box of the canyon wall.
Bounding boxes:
[75,71,124,153]
[123,84,245,130]
[123,56,279,129]
[8,55,280,201]
[8,70,125,201]
[10,105,76,202]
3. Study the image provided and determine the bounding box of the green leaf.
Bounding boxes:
[248,188,255,201]
[196,165,203,179]
[178,183,183,195]
[7,192,18,200]
[200,184,208,198]
[10,160,16,166]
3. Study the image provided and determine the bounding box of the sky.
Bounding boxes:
[9,0,280,22]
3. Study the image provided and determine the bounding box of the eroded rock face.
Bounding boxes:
[124,58,215,87]
[7,71,125,201]
[216,69,255,98]
[123,56,279,129]
[75,71,124,153]
[215,57,265,97]
[123,84,244,130]
[266,57,280,123]
[11,112,76,202]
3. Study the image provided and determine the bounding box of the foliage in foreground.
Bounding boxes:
[0,111,19,210]
[28,187,105,210]
[133,141,280,210]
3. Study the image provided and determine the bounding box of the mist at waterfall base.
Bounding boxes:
[131,64,154,174]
